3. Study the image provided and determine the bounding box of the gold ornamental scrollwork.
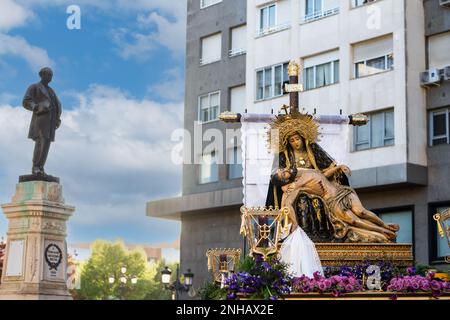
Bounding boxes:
[434,210,450,264]
[206,248,241,283]
[240,206,290,261]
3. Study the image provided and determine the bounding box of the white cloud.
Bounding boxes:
[0,0,33,31]
[11,0,187,62]
[0,1,50,72]
[111,28,156,62]
[0,85,183,229]
[112,7,186,61]
[18,0,186,18]
[138,11,186,56]
[147,68,185,102]
[0,33,52,72]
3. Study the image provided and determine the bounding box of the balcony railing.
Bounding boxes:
[302,7,340,23]
[229,48,246,58]
[255,22,291,38]
[352,0,379,8]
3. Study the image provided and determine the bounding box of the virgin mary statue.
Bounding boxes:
[265,110,349,243]
[265,110,338,276]
[265,110,399,277]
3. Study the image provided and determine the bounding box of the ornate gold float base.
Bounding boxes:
[316,243,414,267]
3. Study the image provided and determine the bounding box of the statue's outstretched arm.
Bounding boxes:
[323,165,351,179]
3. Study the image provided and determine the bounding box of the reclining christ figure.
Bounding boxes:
[278,165,399,243]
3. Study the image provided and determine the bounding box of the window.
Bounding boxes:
[199,91,220,122]
[355,54,394,78]
[352,0,378,8]
[378,210,413,244]
[430,205,450,262]
[260,4,276,32]
[200,151,218,184]
[304,0,340,22]
[228,147,243,179]
[230,25,247,57]
[304,60,339,90]
[430,108,450,146]
[230,85,246,114]
[200,0,222,9]
[353,35,394,78]
[256,63,289,101]
[201,33,222,65]
[354,109,395,151]
[429,31,450,69]
[257,3,290,37]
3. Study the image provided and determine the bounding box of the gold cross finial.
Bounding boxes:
[281,104,290,115]
[288,60,300,77]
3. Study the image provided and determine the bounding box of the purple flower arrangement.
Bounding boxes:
[225,255,292,300]
[224,256,449,300]
[292,272,363,297]
[387,270,450,299]
[324,260,400,290]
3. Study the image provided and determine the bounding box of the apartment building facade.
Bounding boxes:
[147,0,450,291]
[147,0,247,289]
[246,0,449,267]
[423,0,450,265]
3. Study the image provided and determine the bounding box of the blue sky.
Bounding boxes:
[0,0,186,257]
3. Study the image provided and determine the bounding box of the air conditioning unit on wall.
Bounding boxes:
[440,0,450,7]
[421,68,441,87]
[443,66,450,81]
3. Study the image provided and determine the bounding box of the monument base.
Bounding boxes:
[316,243,414,267]
[19,174,60,183]
[0,282,72,300]
[0,181,74,300]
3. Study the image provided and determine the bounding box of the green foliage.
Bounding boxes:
[235,255,257,273]
[75,240,177,300]
[198,280,227,300]
[143,259,179,300]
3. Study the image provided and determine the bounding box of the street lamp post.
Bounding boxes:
[108,265,138,300]
[161,264,194,300]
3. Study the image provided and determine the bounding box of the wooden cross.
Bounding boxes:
[284,61,303,113]
[219,60,369,126]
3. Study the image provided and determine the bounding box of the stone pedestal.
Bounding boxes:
[0,181,74,300]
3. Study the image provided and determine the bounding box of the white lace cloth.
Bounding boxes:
[280,226,323,278]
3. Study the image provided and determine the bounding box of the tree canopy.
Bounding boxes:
[77,240,177,300]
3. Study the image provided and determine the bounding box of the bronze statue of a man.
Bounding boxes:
[22,67,61,177]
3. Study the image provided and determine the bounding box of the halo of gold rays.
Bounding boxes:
[267,108,320,154]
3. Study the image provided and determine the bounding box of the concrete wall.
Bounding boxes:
[180,206,243,295]
[423,0,450,268]
[172,1,450,291]
[424,0,450,36]
[183,0,247,196]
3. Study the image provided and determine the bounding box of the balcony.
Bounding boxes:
[351,0,380,9]
[302,7,340,24]
[228,48,246,58]
[255,22,291,38]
